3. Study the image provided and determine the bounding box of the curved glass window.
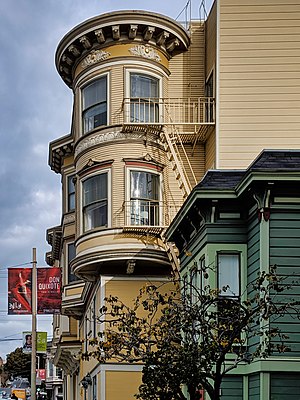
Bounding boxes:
[130,73,159,123]
[82,77,107,133]
[83,173,107,231]
[130,171,160,225]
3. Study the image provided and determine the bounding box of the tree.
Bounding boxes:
[84,266,300,400]
[5,347,31,380]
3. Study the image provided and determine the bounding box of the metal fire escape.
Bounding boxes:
[121,97,215,275]
[122,97,215,197]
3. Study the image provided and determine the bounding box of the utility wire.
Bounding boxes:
[0,262,32,271]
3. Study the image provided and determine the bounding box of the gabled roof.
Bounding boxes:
[195,170,244,190]
[248,149,300,171]
[196,149,300,192]
[166,150,300,240]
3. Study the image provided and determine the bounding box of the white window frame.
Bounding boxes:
[80,168,111,234]
[125,166,163,226]
[125,68,163,124]
[217,252,240,298]
[80,72,109,135]
[190,266,199,305]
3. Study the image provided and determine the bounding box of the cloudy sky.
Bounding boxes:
[0,0,213,360]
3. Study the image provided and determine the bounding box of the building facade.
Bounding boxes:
[166,150,300,399]
[46,1,300,399]
[46,8,213,400]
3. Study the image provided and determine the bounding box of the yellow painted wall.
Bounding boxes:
[104,278,169,305]
[218,0,300,169]
[205,1,217,78]
[106,371,142,400]
[169,22,205,99]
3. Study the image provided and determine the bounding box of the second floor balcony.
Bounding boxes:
[121,97,215,130]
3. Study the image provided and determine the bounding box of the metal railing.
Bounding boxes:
[122,97,215,126]
[121,200,178,227]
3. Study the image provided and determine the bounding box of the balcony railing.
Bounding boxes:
[121,200,178,228]
[122,97,215,126]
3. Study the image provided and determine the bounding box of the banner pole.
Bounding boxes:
[31,248,37,400]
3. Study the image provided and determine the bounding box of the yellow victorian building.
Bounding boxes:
[46,9,213,400]
[46,1,300,399]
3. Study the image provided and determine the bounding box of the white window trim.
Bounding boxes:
[125,68,163,124]
[80,168,112,234]
[217,252,241,298]
[125,166,163,226]
[79,72,110,136]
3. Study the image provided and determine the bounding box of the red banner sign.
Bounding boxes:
[8,267,61,315]
[36,369,46,380]
[8,268,32,314]
[37,267,61,314]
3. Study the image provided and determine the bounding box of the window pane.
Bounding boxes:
[82,77,107,133]
[67,175,75,211]
[130,171,160,226]
[218,254,240,297]
[84,201,107,230]
[130,74,158,98]
[130,74,159,123]
[83,103,107,133]
[83,78,107,110]
[84,174,107,205]
[190,269,199,304]
[130,171,159,200]
[68,243,79,283]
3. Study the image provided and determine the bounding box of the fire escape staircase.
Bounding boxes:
[121,97,215,275]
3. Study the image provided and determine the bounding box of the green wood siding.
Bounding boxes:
[270,373,300,399]
[206,223,247,244]
[220,375,243,399]
[247,213,260,351]
[269,209,300,356]
[248,374,260,400]
[270,210,300,269]
[247,213,260,284]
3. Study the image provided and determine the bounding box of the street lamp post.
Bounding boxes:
[31,248,37,400]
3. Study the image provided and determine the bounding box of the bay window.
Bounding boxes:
[130,170,160,226]
[82,76,107,133]
[83,173,108,231]
[130,73,159,123]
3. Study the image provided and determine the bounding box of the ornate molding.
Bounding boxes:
[81,49,111,68]
[63,213,75,225]
[129,44,161,62]
[75,129,159,158]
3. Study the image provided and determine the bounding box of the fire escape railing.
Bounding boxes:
[122,97,215,127]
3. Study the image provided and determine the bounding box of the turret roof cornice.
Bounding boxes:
[56,10,190,87]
